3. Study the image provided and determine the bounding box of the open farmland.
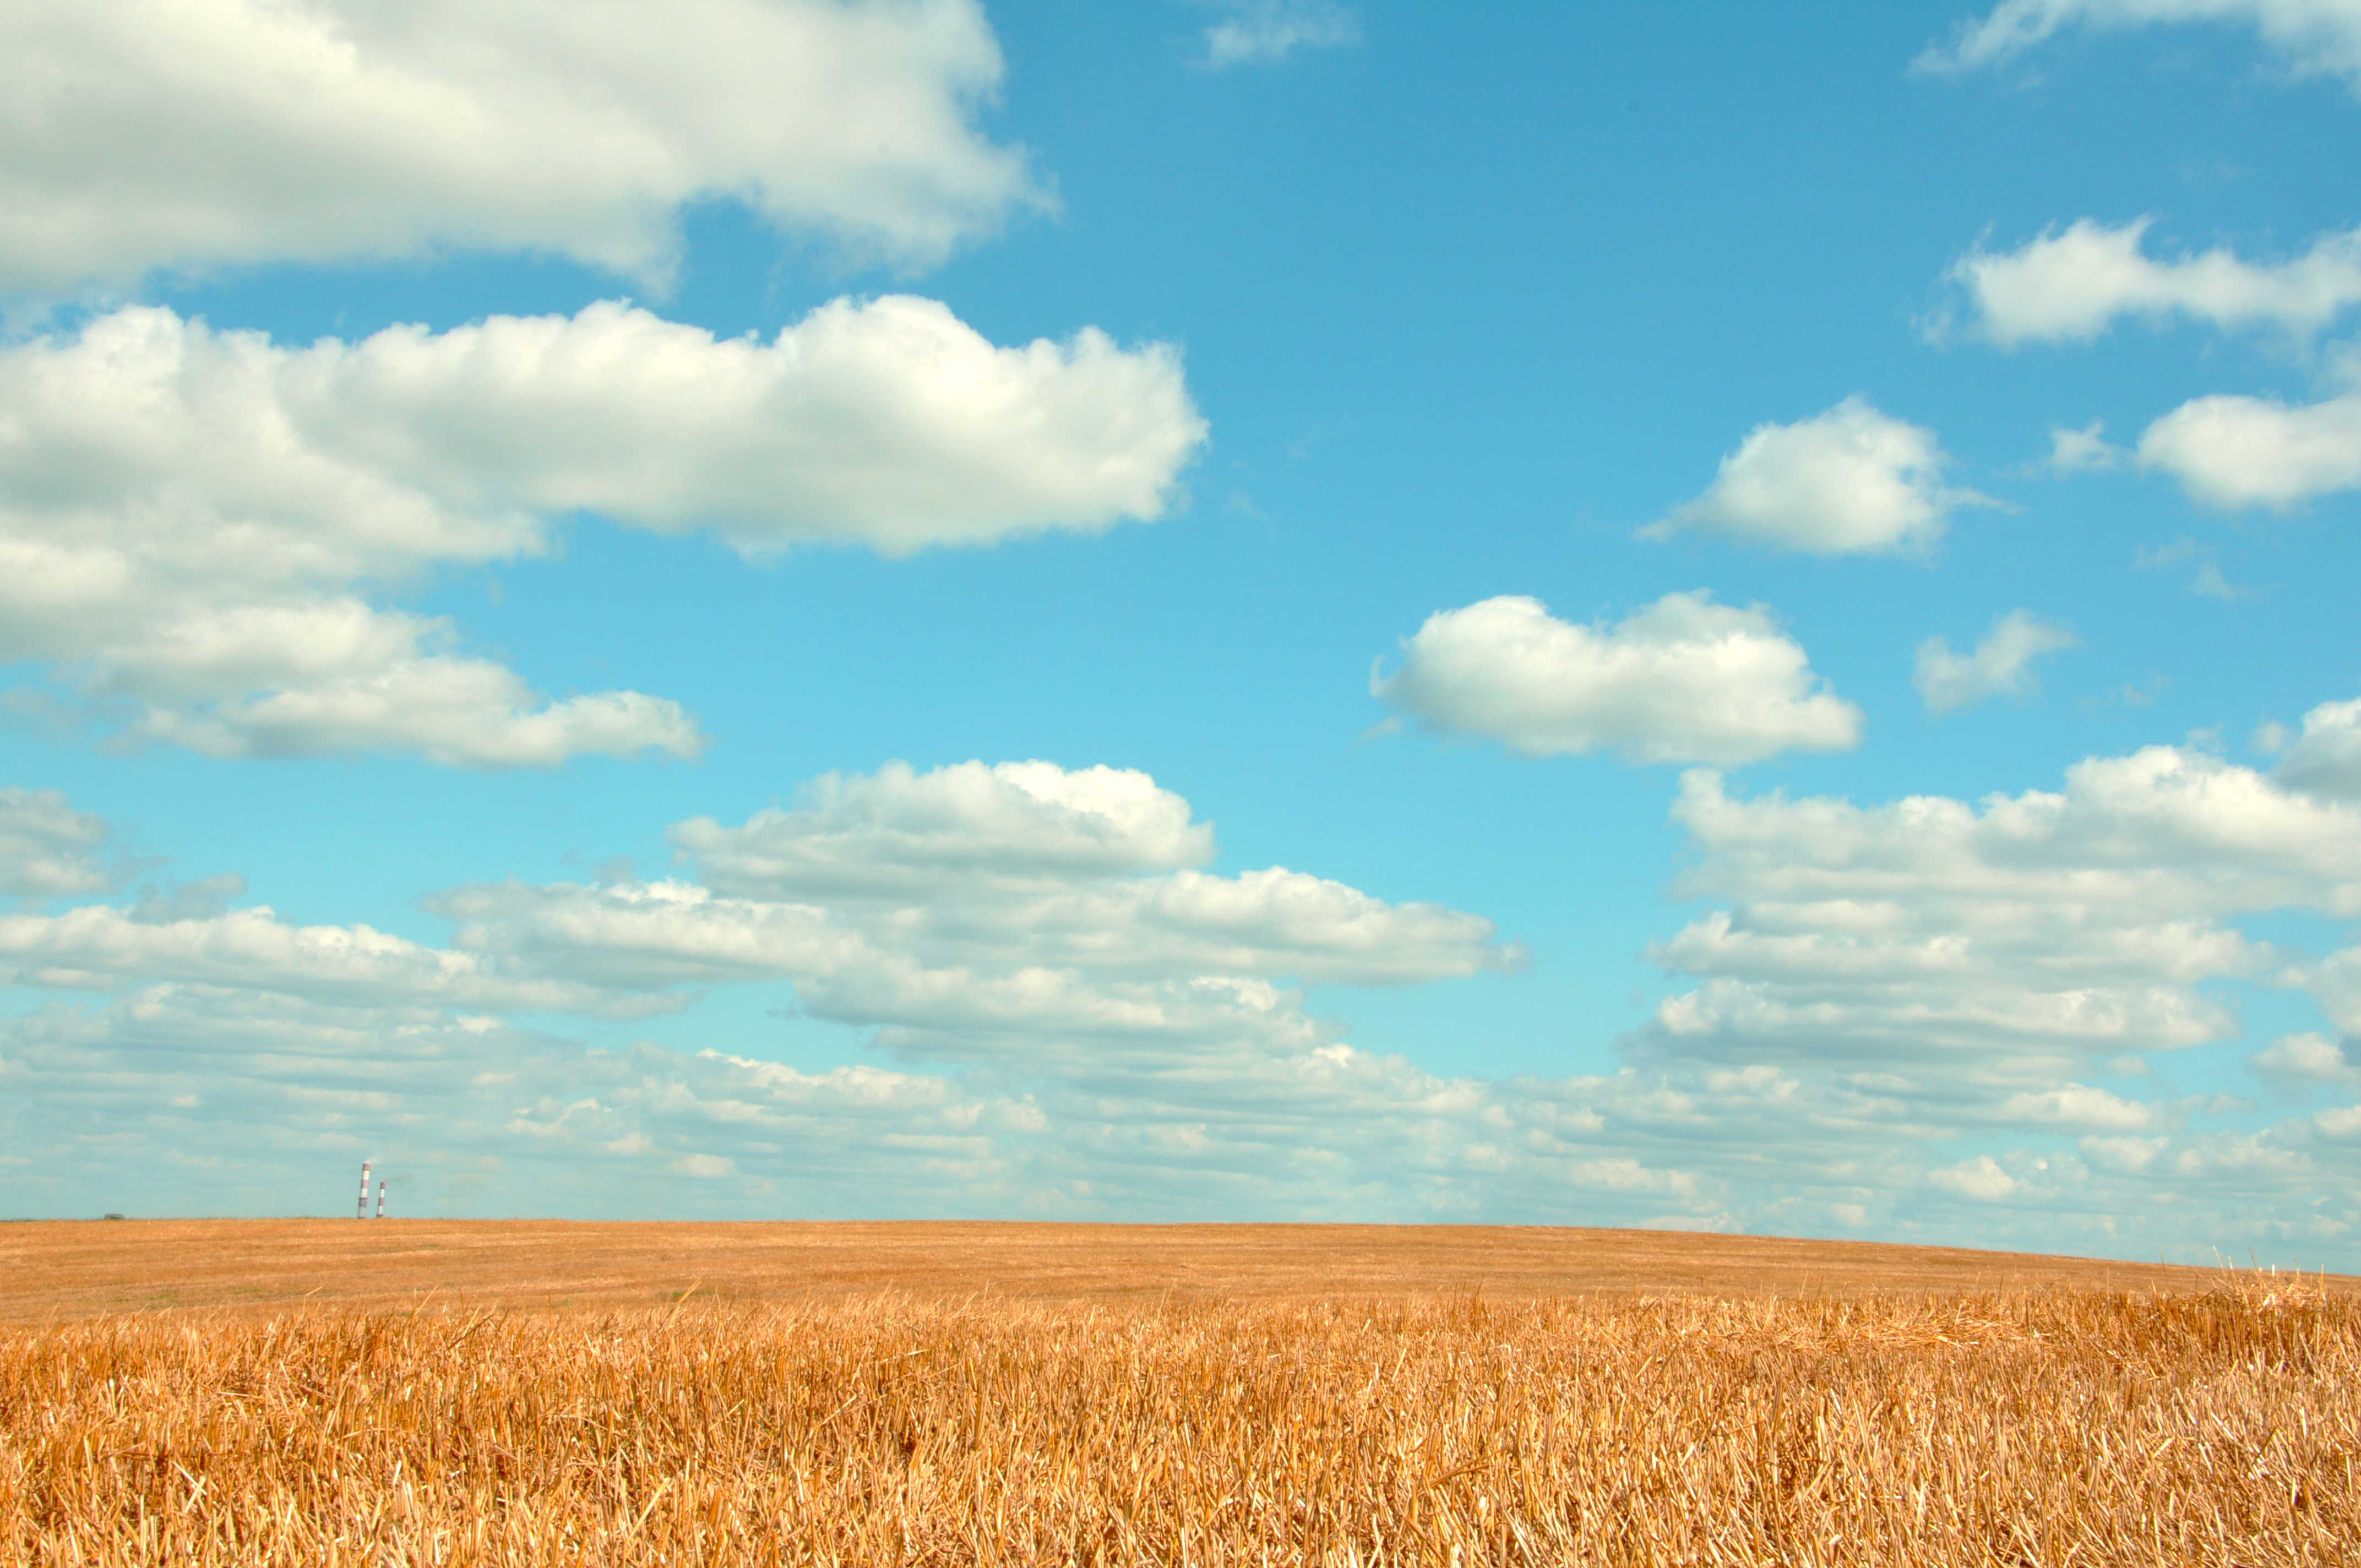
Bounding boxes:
[0,1218,2285,1320]
[3,1224,2358,1565]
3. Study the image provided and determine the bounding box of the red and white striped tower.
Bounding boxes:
[356,1161,372,1220]
[376,1179,385,1219]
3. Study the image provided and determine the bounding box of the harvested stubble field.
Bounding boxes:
[2,1223,2357,1565]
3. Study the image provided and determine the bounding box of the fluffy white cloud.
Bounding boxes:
[1917,0,2361,86]
[2255,1031,2357,1082]
[0,790,117,899]
[0,0,1044,295]
[0,760,1516,1053]
[1200,1,1362,66]
[8,761,2361,1257]
[1667,745,2361,923]
[1913,609,2079,715]
[0,989,1050,1218]
[1944,219,2361,345]
[673,760,1215,897]
[0,983,1736,1224]
[1370,592,1862,766]
[1630,747,2361,1100]
[1642,398,1987,555]
[2137,385,2361,508]
[2278,693,2361,798]
[1939,215,2361,511]
[1593,741,2361,1257]
[0,300,1202,765]
[0,901,673,1019]
[282,297,1205,556]
[429,760,1517,1064]
[0,773,1678,1226]
[1928,1154,2020,1200]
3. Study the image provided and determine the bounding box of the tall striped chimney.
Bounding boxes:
[376,1179,386,1220]
[357,1161,372,1221]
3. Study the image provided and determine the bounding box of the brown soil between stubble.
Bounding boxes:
[2,1218,2338,1322]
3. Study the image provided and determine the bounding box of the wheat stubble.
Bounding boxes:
[3,1249,2357,1565]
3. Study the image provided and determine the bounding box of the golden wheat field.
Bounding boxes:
[3,1223,2358,1566]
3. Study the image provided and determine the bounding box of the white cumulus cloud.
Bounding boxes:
[282,297,1206,556]
[1928,1154,2020,1201]
[9,767,2361,1257]
[0,901,668,1018]
[1631,745,2361,1108]
[0,0,1046,295]
[1370,592,1863,766]
[2255,1031,2358,1082]
[437,760,1519,1039]
[2137,385,2361,508]
[1643,397,1988,556]
[0,762,1517,1058]
[0,300,1203,765]
[1944,218,2361,346]
[673,760,1215,897]
[1914,609,2079,716]
[2278,693,2361,798]
[1917,0,2361,88]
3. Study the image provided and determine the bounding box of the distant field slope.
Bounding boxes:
[3,1283,2354,1564]
[2,1219,2329,1322]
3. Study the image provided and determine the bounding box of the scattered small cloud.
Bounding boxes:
[2043,420,2125,473]
[2135,537,2262,600]
[1914,609,2079,716]
[1915,0,2361,92]
[2135,537,2204,570]
[1198,1,1361,67]
[2189,562,2259,600]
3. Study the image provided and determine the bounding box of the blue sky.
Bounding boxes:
[4,0,2361,1265]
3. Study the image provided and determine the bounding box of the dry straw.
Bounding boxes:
[3,1282,2354,1564]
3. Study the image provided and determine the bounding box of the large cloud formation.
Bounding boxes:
[0,300,1204,766]
[4,750,2361,1259]
[0,0,1044,295]
[1371,592,1862,766]
[1615,742,2361,1253]
[1,761,1613,1223]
